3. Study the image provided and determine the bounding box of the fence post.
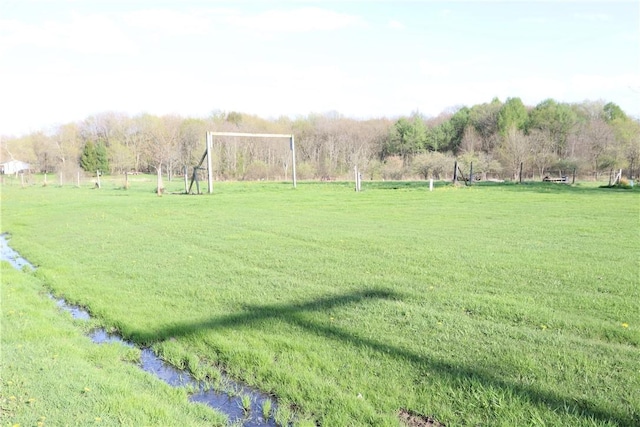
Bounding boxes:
[183,166,188,193]
[519,162,523,184]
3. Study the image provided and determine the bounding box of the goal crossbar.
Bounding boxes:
[208,132,293,139]
[194,131,296,194]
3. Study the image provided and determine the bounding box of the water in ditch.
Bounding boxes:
[1,233,277,426]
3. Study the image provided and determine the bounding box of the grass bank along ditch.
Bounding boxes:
[1,233,278,427]
[1,180,638,426]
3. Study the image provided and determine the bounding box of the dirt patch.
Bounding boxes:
[398,409,445,427]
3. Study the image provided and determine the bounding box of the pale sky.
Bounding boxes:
[1,0,639,136]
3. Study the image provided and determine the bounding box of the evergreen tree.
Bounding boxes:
[95,142,109,174]
[80,141,97,172]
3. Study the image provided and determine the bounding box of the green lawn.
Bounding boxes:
[1,176,639,426]
[0,262,227,427]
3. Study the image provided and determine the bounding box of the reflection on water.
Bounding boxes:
[1,233,277,426]
[54,297,91,320]
[0,233,35,271]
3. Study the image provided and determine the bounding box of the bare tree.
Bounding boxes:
[51,123,83,181]
[528,129,557,179]
[459,126,483,154]
[30,132,57,173]
[142,114,183,195]
[578,118,616,179]
[178,118,207,176]
[498,127,531,180]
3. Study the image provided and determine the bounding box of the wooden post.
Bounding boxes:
[156,166,162,195]
[429,178,433,192]
[453,161,458,183]
[43,172,48,186]
[572,168,576,184]
[124,171,129,189]
[183,166,188,193]
[469,162,474,185]
[354,166,358,191]
[96,171,101,189]
[206,132,213,194]
[77,171,80,187]
[291,135,297,188]
[519,162,523,184]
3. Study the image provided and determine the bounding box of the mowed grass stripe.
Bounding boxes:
[1,179,638,426]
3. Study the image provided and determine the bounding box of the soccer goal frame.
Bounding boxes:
[190,131,297,194]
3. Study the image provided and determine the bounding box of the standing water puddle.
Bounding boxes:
[1,234,277,426]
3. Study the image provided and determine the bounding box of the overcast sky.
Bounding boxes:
[1,0,638,136]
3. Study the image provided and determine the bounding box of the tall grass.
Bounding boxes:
[1,177,638,425]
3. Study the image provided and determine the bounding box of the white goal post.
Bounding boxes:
[204,131,297,193]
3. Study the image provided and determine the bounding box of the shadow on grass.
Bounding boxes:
[472,180,639,195]
[304,179,638,194]
[132,288,636,426]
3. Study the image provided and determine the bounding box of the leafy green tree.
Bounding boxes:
[387,114,427,165]
[497,97,528,135]
[445,107,470,153]
[603,102,628,123]
[468,98,502,152]
[527,99,576,157]
[424,121,453,152]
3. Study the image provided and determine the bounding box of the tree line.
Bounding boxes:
[2,97,638,184]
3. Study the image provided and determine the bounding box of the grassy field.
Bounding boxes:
[1,175,639,426]
[1,263,227,426]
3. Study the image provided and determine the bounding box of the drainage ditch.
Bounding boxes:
[1,234,277,427]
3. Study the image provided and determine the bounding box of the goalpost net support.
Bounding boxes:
[188,132,297,194]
